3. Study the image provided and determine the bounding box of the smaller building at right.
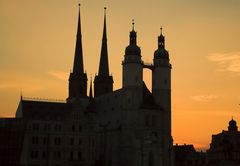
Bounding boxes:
[207,118,240,166]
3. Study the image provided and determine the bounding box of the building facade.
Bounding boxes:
[0,5,173,166]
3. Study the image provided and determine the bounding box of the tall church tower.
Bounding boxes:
[94,8,113,97]
[67,5,87,103]
[122,20,143,88]
[152,28,173,166]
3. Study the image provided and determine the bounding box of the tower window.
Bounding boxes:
[54,137,61,145]
[164,79,167,84]
[149,151,154,166]
[79,138,82,145]
[70,152,74,161]
[79,125,82,132]
[152,115,156,127]
[135,76,138,82]
[70,137,74,145]
[43,137,47,144]
[78,151,82,161]
[145,115,150,127]
[42,151,46,159]
[72,125,75,132]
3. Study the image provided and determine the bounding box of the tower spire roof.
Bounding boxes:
[98,7,109,76]
[73,4,84,74]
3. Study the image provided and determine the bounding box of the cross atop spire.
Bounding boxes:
[132,19,135,31]
[160,26,163,35]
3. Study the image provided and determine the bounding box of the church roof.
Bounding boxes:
[17,99,72,120]
[141,82,160,110]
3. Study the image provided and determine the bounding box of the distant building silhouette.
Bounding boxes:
[173,119,240,166]
[0,5,173,166]
[207,118,240,166]
[173,144,207,166]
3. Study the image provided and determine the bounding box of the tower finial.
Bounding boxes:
[132,19,135,31]
[160,26,163,35]
[104,7,107,15]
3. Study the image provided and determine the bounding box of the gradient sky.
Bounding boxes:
[1,0,240,150]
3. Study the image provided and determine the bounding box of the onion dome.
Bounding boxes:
[125,20,141,56]
[228,118,238,132]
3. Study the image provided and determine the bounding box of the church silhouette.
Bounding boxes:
[0,5,173,166]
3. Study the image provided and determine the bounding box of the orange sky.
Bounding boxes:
[1,0,240,150]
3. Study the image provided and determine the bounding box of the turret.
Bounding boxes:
[152,27,173,166]
[228,118,238,132]
[152,27,171,103]
[122,20,143,88]
[67,4,88,103]
[94,8,113,97]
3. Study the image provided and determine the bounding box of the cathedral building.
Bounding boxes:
[0,5,173,166]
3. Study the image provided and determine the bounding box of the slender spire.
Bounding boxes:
[73,4,84,74]
[98,7,109,76]
[160,26,163,35]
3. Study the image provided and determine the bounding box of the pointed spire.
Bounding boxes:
[73,4,84,74]
[98,7,109,76]
[89,76,93,98]
[158,26,165,49]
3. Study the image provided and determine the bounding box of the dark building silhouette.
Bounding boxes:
[67,4,88,102]
[0,118,26,166]
[0,5,174,166]
[207,118,240,166]
[174,119,240,166]
[173,144,207,166]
